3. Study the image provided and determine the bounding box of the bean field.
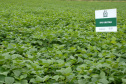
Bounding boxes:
[0,0,126,84]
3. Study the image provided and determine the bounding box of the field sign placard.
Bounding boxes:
[95,9,117,32]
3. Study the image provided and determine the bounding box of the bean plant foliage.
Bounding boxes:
[0,0,126,84]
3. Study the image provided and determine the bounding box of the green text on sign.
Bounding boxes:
[96,18,117,27]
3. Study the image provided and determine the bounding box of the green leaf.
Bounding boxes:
[8,43,15,49]
[111,37,116,41]
[65,62,71,67]
[99,78,109,84]
[122,78,126,84]
[13,83,21,84]
[30,78,36,83]
[5,77,15,84]
[0,67,9,76]
[52,75,60,81]
[91,77,98,82]
[78,57,83,63]
[78,79,87,84]
[66,74,75,81]
[20,74,27,79]
[21,80,28,84]
[69,47,76,52]
[100,71,106,78]
[35,76,43,82]
[0,75,5,83]
[70,56,75,59]
[0,71,9,76]
[111,37,116,44]
[109,77,114,81]
[13,70,21,77]
[11,54,19,59]
[56,51,62,55]
[2,53,11,59]
[92,74,99,78]
[64,67,72,74]
[111,40,116,44]
[84,75,90,79]
[42,75,50,82]
[56,67,72,76]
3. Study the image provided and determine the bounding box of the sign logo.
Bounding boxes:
[103,10,108,17]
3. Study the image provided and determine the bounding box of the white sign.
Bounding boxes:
[95,9,117,32]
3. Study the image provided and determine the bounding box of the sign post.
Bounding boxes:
[95,9,117,32]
